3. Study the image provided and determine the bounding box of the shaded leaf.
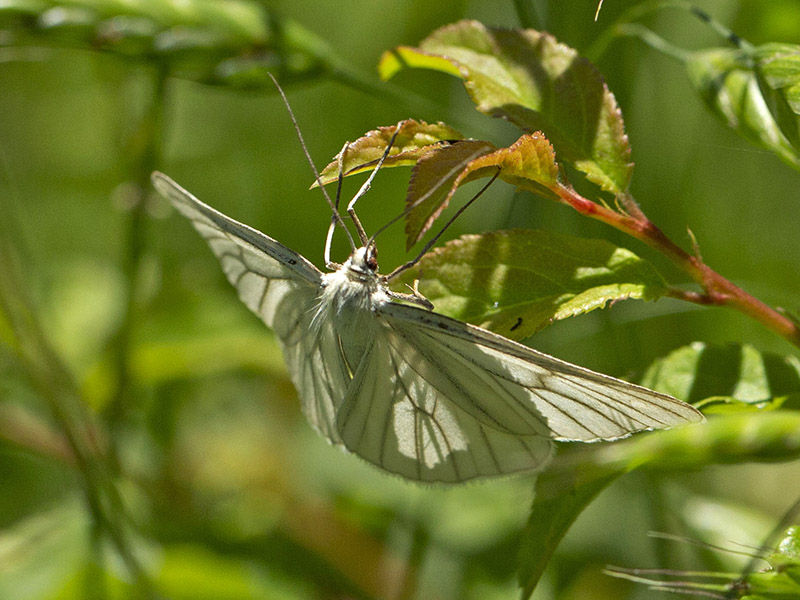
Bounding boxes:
[520,410,800,596]
[315,119,464,187]
[392,229,667,340]
[379,20,633,193]
[518,463,620,599]
[641,342,800,407]
[404,133,558,248]
[687,43,800,169]
[404,139,497,248]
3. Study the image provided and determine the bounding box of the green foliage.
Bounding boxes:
[642,342,800,409]
[2,1,800,599]
[687,42,800,169]
[0,0,339,87]
[392,229,667,341]
[379,20,633,194]
[315,119,466,185]
[518,468,621,598]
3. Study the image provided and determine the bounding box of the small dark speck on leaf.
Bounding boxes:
[510,317,523,331]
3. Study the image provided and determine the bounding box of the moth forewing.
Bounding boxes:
[152,171,704,483]
[379,303,704,441]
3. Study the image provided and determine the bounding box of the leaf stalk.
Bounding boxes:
[553,184,800,347]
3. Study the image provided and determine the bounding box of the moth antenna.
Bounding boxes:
[369,145,490,245]
[324,141,351,267]
[345,124,403,246]
[268,73,355,254]
[386,167,500,281]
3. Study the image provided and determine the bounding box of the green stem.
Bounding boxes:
[587,0,695,61]
[612,23,691,62]
[106,66,166,427]
[553,184,800,348]
[588,0,754,62]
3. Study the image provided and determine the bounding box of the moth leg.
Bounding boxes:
[386,281,434,310]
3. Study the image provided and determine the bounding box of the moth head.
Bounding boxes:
[348,245,379,277]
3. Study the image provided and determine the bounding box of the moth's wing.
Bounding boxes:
[152,172,323,315]
[152,172,347,443]
[334,302,702,483]
[379,303,703,442]
[334,326,554,483]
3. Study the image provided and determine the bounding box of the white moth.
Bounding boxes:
[152,171,702,483]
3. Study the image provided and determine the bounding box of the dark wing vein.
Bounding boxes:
[378,302,703,443]
[335,322,554,482]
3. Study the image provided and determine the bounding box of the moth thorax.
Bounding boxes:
[320,265,382,366]
[321,264,378,314]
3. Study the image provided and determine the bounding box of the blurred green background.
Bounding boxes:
[1,0,800,598]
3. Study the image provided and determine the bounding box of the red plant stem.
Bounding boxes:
[553,184,800,348]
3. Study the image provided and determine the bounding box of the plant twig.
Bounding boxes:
[553,183,800,348]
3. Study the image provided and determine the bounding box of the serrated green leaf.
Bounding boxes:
[379,20,633,193]
[640,342,800,407]
[404,133,559,249]
[392,229,667,340]
[314,119,464,187]
[687,44,800,169]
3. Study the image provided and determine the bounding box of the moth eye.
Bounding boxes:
[367,247,378,271]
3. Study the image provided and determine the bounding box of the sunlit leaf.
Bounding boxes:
[687,43,800,169]
[379,20,633,193]
[756,43,800,152]
[392,229,667,340]
[314,119,464,187]
[404,133,558,248]
[641,342,800,408]
[758,44,800,114]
